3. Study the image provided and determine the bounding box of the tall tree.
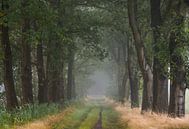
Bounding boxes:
[168,0,189,117]
[1,0,18,110]
[67,46,75,100]
[37,41,47,103]
[151,0,168,113]
[46,0,65,103]
[127,39,139,108]
[120,41,130,103]
[128,0,153,112]
[46,41,64,102]
[21,0,33,104]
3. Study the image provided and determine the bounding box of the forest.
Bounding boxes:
[1,0,189,129]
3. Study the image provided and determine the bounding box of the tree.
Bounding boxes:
[127,38,139,108]
[166,0,189,118]
[46,0,65,103]
[21,0,33,104]
[37,41,47,103]
[151,0,168,113]
[67,45,75,100]
[128,0,153,112]
[1,0,18,110]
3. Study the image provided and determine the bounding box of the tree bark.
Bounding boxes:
[1,0,18,110]
[67,47,75,100]
[21,0,33,104]
[72,74,76,99]
[46,0,64,103]
[168,0,187,118]
[123,42,130,101]
[169,37,186,117]
[57,59,65,102]
[127,40,139,108]
[46,42,63,103]
[168,24,186,118]
[116,45,125,103]
[121,65,127,103]
[151,0,168,113]
[37,42,47,103]
[128,0,153,112]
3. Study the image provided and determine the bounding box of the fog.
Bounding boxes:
[87,70,110,96]
[86,68,189,114]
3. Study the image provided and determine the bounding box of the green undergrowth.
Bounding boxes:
[54,104,128,129]
[0,103,60,129]
[102,106,129,129]
[0,100,84,129]
[78,107,100,129]
[53,104,94,129]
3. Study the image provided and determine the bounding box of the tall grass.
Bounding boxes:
[115,104,189,129]
[0,103,60,129]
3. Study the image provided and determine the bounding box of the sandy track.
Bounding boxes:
[93,108,102,129]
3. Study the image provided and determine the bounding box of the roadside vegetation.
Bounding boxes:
[0,103,60,129]
[0,100,86,129]
[102,106,129,129]
[53,101,129,129]
[78,107,100,129]
[52,104,93,129]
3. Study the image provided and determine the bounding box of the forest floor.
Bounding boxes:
[14,97,189,129]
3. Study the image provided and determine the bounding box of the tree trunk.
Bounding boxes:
[168,22,186,118]
[128,0,153,112]
[168,0,187,118]
[56,60,65,101]
[169,51,186,117]
[46,65,59,102]
[37,41,47,103]
[122,42,130,102]
[67,47,75,100]
[1,0,18,110]
[151,0,168,113]
[72,74,76,99]
[121,66,127,103]
[127,40,139,108]
[116,45,125,103]
[46,43,62,103]
[21,0,33,104]
[47,0,64,103]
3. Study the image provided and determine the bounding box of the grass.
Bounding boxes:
[0,103,60,129]
[0,100,87,129]
[53,104,93,129]
[102,106,129,129]
[54,100,128,129]
[78,107,100,129]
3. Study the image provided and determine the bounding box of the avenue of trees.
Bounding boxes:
[1,0,189,119]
